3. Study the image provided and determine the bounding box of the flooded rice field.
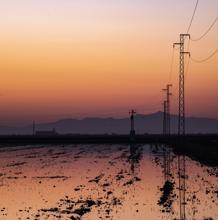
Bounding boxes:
[0,144,217,220]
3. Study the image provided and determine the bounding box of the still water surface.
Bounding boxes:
[0,144,217,220]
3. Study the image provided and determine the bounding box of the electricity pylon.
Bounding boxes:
[174,34,190,220]
[163,84,172,135]
[162,84,172,182]
[163,101,167,136]
[174,34,190,136]
[162,100,168,181]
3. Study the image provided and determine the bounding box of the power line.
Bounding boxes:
[191,49,218,63]
[191,16,218,41]
[185,54,190,80]
[187,0,200,34]
[168,47,175,84]
[185,39,191,80]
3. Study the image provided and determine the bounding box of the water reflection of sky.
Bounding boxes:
[0,144,217,220]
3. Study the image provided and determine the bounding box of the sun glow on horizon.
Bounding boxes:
[0,0,217,125]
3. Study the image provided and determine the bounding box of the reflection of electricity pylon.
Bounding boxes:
[162,84,172,182]
[129,143,143,175]
[174,34,190,220]
[178,154,187,220]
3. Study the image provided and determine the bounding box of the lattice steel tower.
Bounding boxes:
[174,33,190,220]
[163,84,172,135]
[163,101,167,136]
[174,34,190,136]
[163,85,172,182]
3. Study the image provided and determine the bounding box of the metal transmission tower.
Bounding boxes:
[162,85,172,182]
[163,84,172,135]
[174,34,190,220]
[129,110,136,141]
[162,100,169,182]
[163,101,167,136]
[174,34,190,136]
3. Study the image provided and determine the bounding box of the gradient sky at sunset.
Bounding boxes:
[0,0,217,125]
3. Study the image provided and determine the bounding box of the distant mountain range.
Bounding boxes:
[0,111,218,135]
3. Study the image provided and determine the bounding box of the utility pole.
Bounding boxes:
[162,100,167,181]
[174,34,190,220]
[163,84,172,135]
[163,84,172,182]
[162,85,172,182]
[174,34,190,136]
[163,101,167,136]
[129,110,136,141]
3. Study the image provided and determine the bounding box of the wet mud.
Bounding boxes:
[0,144,217,219]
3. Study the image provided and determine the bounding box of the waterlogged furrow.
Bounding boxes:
[0,144,217,220]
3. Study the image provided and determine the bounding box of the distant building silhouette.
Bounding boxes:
[35,128,57,136]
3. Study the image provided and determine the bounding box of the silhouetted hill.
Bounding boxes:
[0,111,218,135]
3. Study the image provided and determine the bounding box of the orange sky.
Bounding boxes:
[0,0,217,125]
